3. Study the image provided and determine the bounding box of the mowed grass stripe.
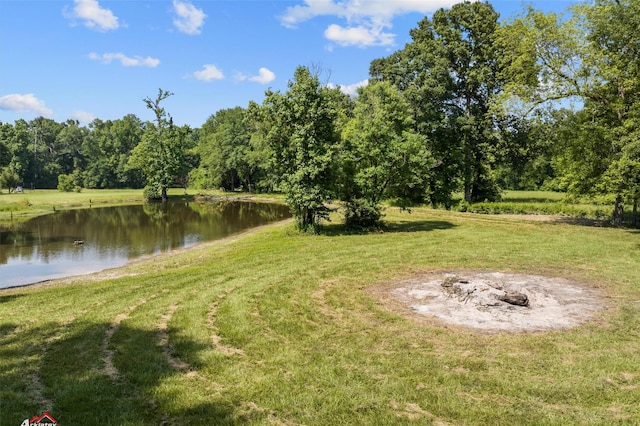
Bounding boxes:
[1,208,640,424]
[0,279,150,420]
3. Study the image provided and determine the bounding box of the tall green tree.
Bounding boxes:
[492,112,557,190]
[83,115,145,189]
[583,0,640,225]
[243,101,283,193]
[371,1,505,204]
[55,119,89,186]
[2,120,31,188]
[0,123,10,167]
[192,107,263,192]
[496,7,588,112]
[27,117,64,188]
[340,81,434,228]
[501,0,640,225]
[0,122,17,191]
[0,123,20,192]
[259,66,341,230]
[128,89,194,201]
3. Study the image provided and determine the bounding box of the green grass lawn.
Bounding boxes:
[1,201,639,425]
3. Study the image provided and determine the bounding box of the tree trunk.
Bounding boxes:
[613,194,624,227]
[463,150,473,203]
[161,186,168,203]
[306,208,314,229]
[463,96,473,203]
[633,198,638,227]
[464,179,472,202]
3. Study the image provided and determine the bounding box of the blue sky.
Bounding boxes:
[0,0,581,128]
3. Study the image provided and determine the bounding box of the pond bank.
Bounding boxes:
[0,199,290,289]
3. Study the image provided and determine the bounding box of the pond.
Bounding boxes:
[0,200,291,289]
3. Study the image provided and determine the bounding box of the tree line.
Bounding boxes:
[1,0,638,229]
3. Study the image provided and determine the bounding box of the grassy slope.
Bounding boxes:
[1,205,639,424]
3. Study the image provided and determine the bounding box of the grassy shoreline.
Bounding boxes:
[1,198,639,424]
[1,188,619,227]
[0,188,279,225]
[0,189,147,224]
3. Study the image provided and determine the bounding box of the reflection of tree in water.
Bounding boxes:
[0,229,35,264]
[140,202,204,253]
[194,200,290,223]
[0,222,71,264]
[0,201,290,268]
[60,206,166,258]
[191,201,290,238]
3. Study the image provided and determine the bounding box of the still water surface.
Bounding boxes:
[0,200,290,289]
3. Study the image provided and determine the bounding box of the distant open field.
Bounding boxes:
[0,188,262,224]
[1,199,638,424]
[452,190,615,221]
[0,189,146,221]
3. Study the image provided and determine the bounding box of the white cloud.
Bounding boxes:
[0,94,53,117]
[89,52,160,67]
[334,79,369,97]
[65,0,119,31]
[281,0,463,47]
[281,0,462,26]
[173,0,206,35]
[71,110,96,123]
[280,0,343,28]
[324,24,394,47]
[249,68,276,84]
[192,64,224,81]
[235,68,276,84]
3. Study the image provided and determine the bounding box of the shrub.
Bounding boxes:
[143,183,162,201]
[344,198,383,229]
[57,174,75,192]
[57,172,83,192]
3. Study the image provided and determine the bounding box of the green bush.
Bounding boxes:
[57,174,75,192]
[143,183,162,201]
[57,172,83,193]
[344,198,383,229]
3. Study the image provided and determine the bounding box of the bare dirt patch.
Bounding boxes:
[368,271,606,333]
